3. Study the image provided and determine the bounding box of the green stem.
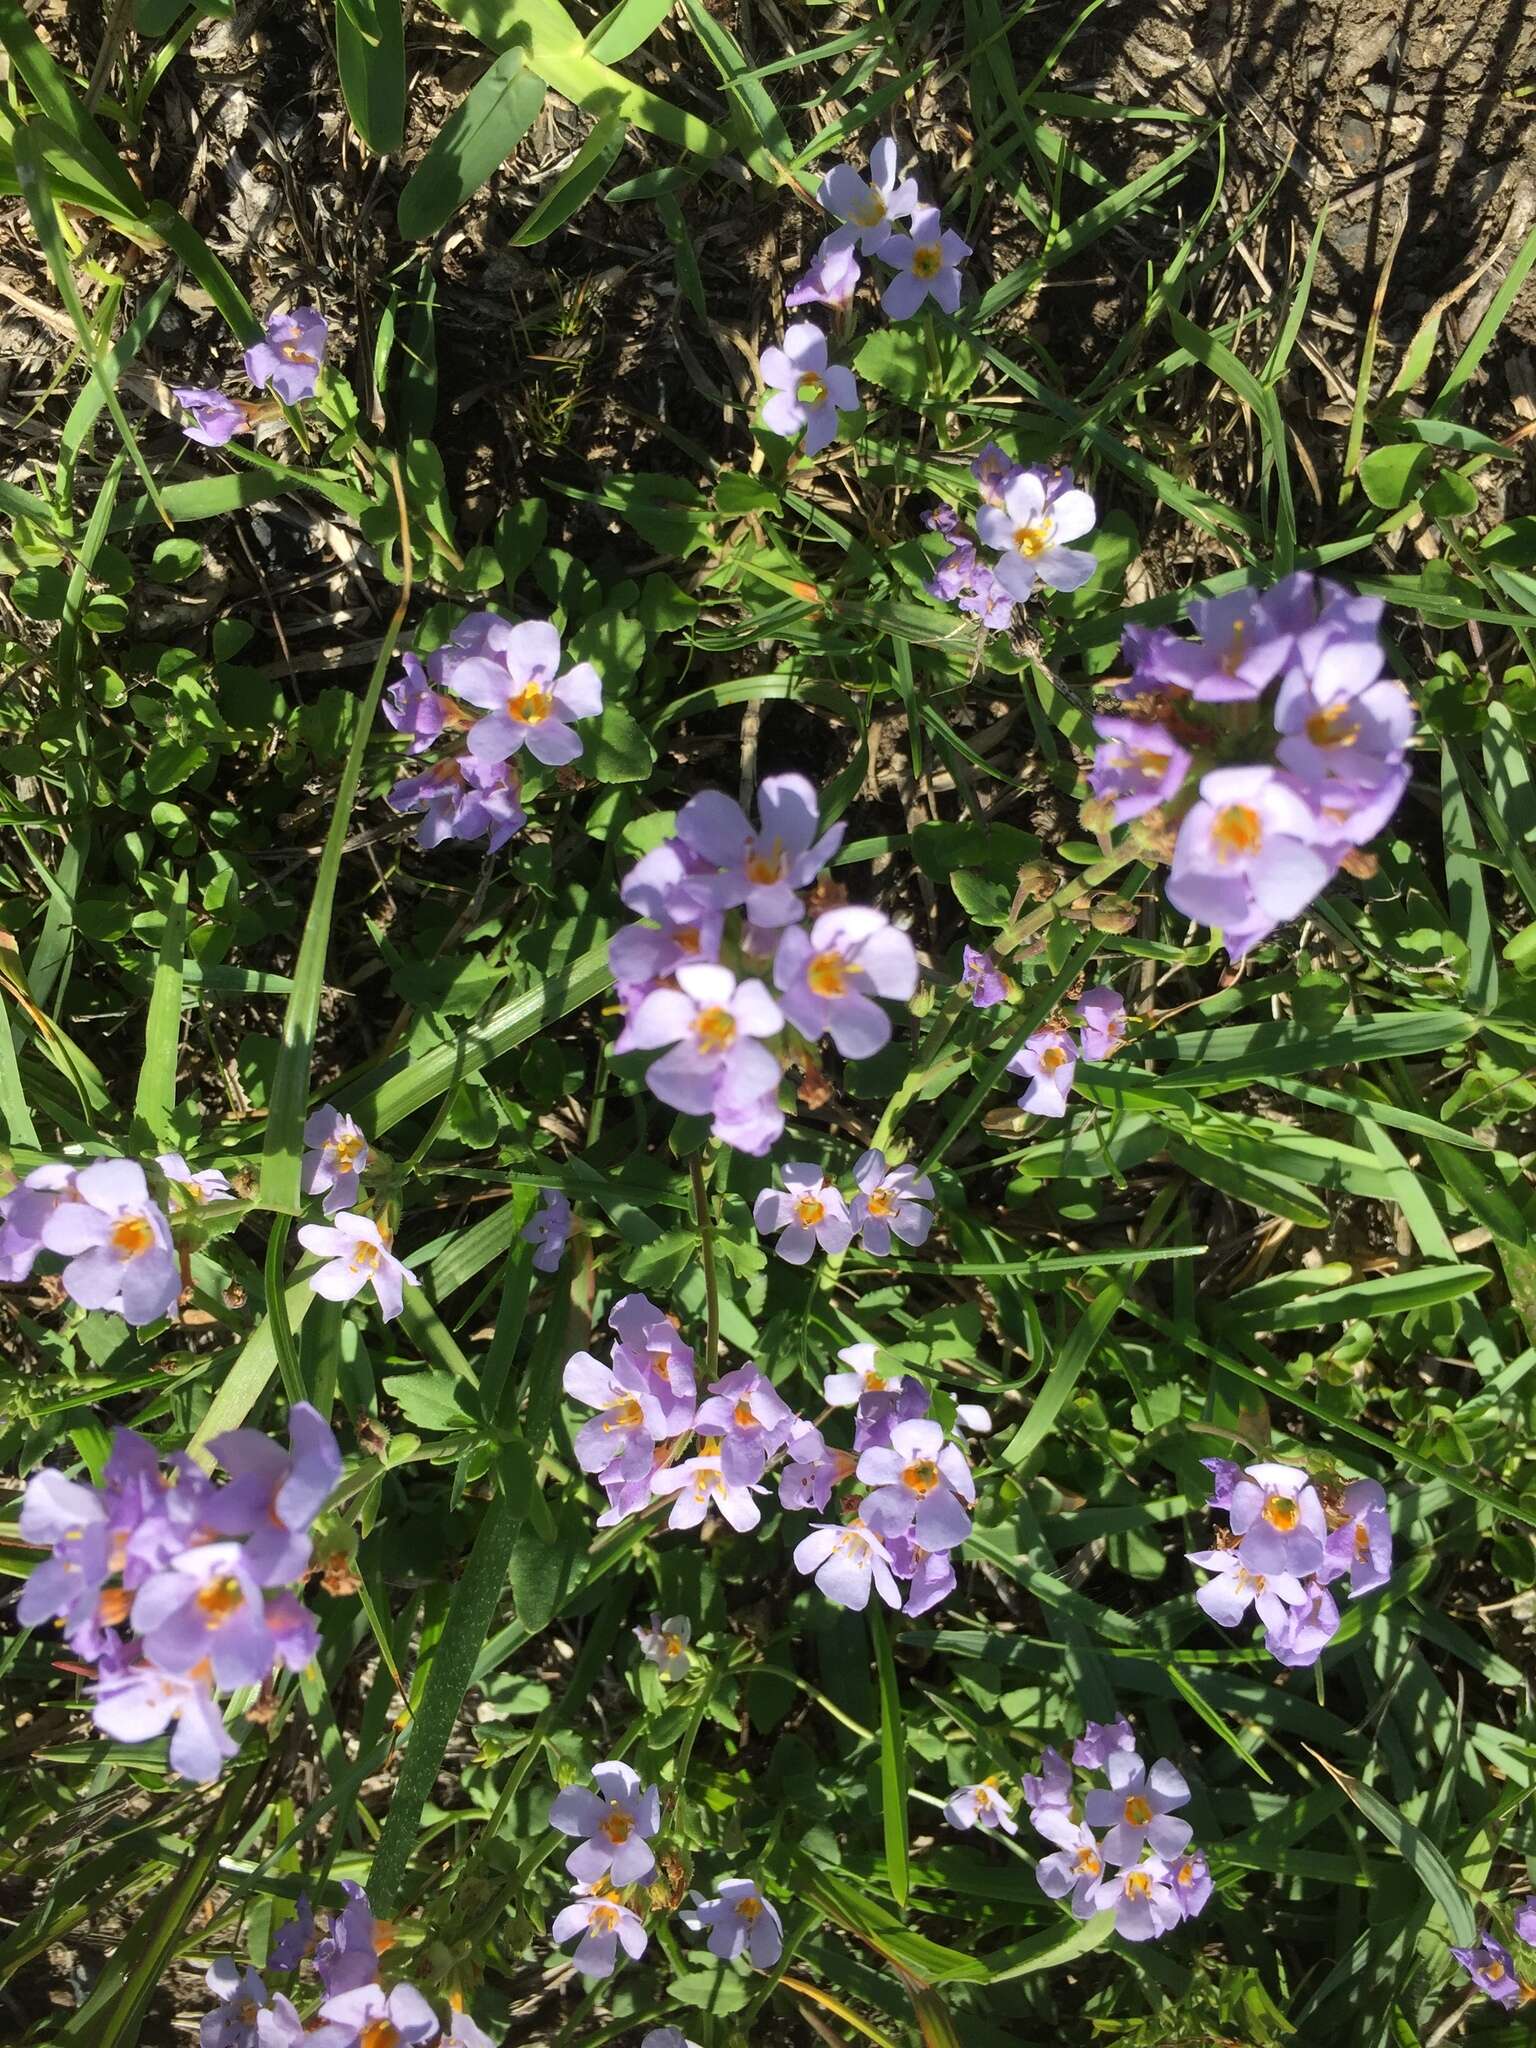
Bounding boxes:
[690,1150,720,1376]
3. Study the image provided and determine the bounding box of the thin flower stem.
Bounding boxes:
[690,1149,721,1377]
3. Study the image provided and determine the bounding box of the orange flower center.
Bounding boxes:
[97,1586,132,1626]
[330,1133,364,1172]
[675,926,702,955]
[694,1005,737,1055]
[807,949,852,998]
[195,1574,245,1625]
[866,1186,895,1218]
[733,1398,758,1429]
[736,1894,763,1921]
[1040,1045,1069,1072]
[1123,1794,1152,1826]
[1305,702,1360,748]
[1354,1522,1371,1555]
[601,1811,633,1843]
[1263,1495,1300,1531]
[796,372,827,408]
[1211,803,1262,860]
[663,1634,684,1658]
[649,1350,672,1382]
[1124,1870,1153,1898]
[507,681,552,724]
[795,1194,826,1228]
[589,1902,621,1934]
[1012,518,1054,558]
[1075,1846,1102,1876]
[110,1216,155,1257]
[902,1458,940,1495]
[745,839,785,885]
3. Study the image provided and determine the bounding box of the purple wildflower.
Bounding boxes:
[1022,1745,1074,1822]
[1083,1753,1193,1867]
[880,205,971,319]
[201,1960,268,2048]
[155,1155,233,1208]
[1072,1718,1138,1771]
[16,1468,112,1643]
[681,1878,783,1968]
[1186,1548,1309,1635]
[1450,1936,1521,2008]
[753,1164,854,1265]
[694,1363,797,1485]
[551,1883,648,1978]
[1034,1813,1106,1915]
[1263,1581,1341,1668]
[1089,1856,1182,1942]
[1317,1478,1392,1596]
[90,1660,237,1783]
[1169,1851,1213,1919]
[818,136,919,254]
[945,1779,1019,1834]
[383,651,450,756]
[957,566,1016,630]
[926,535,980,603]
[890,1535,956,1615]
[318,1983,442,2044]
[521,1188,572,1274]
[387,752,526,853]
[651,1450,763,1534]
[447,618,602,768]
[856,1417,974,1551]
[550,1760,661,1887]
[849,1147,933,1255]
[971,442,1022,506]
[39,1158,179,1326]
[759,323,859,457]
[960,945,1007,1009]
[625,963,784,1142]
[174,387,249,447]
[675,775,845,929]
[243,307,329,404]
[1087,715,1192,824]
[977,470,1096,599]
[823,1342,906,1409]
[267,1894,316,1971]
[1513,1898,1536,1946]
[314,1880,382,1996]
[787,232,863,311]
[1076,987,1127,1062]
[1200,1457,1244,1510]
[1137,579,1315,702]
[1007,1027,1077,1119]
[296,1213,418,1322]
[0,1162,77,1282]
[130,1542,273,1691]
[633,1613,691,1679]
[642,2032,701,2048]
[299,1106,369,1217]
[608,1293,697,1434]
[773,906,918,1057]
[793,1520,901,1610]
[561,1349,667,1477]
[1165,765,1332,960]
[779,1420,842,1511]
[258,1996,352,2048]
[1230,1461,1328,1577]
[205,1400,341,1584]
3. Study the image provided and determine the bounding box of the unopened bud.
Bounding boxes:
[1090,902,1138,933]
[1339,847,1379,880]
[1014,861,1058,900]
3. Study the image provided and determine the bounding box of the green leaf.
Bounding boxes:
[855,324,981,406]
[382,1370,478,1433]
[587,703,657,782]
[584,0,674,62]
[510,109,626,245]
[1358,442,1432,511]
[396,47,547,240]
[131,871,187,1149]
[870,1606,910,1908]
[336,0,405,153]
[1304,1749,1477,1946]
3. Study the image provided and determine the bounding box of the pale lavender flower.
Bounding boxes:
[634,1612,691,1679]
[447,619,601,768]
[1169,1851,1212,1920]
[977,469,1096,600]
[261,1590,320,1673]
[957,569,1015,630]
[522,1188,572,1274]
[1088,715,1192,824]
[1140,577,1317,702]
[753,1164,854,1265]
[773,907,918,1057]
[1084,1753,1192,1867]
[16,1467,111,1642]
[625,963,784,1133]
[848,1147,933,1255]
[244,307,328,404]
[1072,1717,1138,1771]
[267,1894,316,1971]
[1451,1936,1521,2008]
[1076,987,1127,1063]
[383,651,449,755]
[960,945,1007,1009]
[945,1779,1018,1834]
[596,1457,660,1529]
[1230,1461,1327,1577]
[971,442,1022,507]
[1186,1548,1309,1636]
[880,205,970,320]
[1513,1898,1536,1946]
[1264,1581,1341,1669]
[642,2031,701,2048]
[131,1542,272,1690]
[779,1421,842,1511]
[895,1537,955,1615]
[387,752,526,852]
[1007,1028,1077,1119]
[1201,1457,1244,1510]
[1089,1857,1182,1942]
[1275,670,1413,800]
[675,775,844,928]
[694,1364,797,1486]
[0,1162,77,1282]
[710,1073,789,1158]
[851,1373,930,1456]
[201,1960,268,2048]
[822,1342,905,1408]
[926,535,979,603]
[609,1293,697,1435]
[39,1158,179,1326]
[651,1451,763,1533]
[296,1213,418,1322]
[1034,1812,1106,1915]
[445,2009,496,2048]
[175,386,248,446]
[318,1983,442,2044]
[300,1106,370,1217]
[205,1401,341,1585]
[90,1659,237,1782]
[759,323,859,457]
[314,1880,381,1997]
[561,1350,668,1477]
[617,838,720,930]
[787,233,862,311]
[793,1520,901,1610]
[551,1883,648,1978]
[157,1154,234,1206]
[1165,765,1331,959]
[681,1879,783,1968]
[550,1760,661,1887]
[257,1992,354,2048]
[1022,1746,1074,1819]
[856,1417,974,1551]
[818,136,919,254]
[1317,1478,1392,1596]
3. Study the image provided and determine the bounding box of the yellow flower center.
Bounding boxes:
[911,243,942,279]
[1123,1794,1153,1826]
[795,1193,826,1228]
[865,1371,888,1391]
[606,1397,645,1431]
[1354,1522,1371,1555]
[649,1350,672,1382]
[663,1633,684,1658]
[1221,618,1247,675]
[736,1894,763,1921]
[694,1005,737,1055]
[853,193,886,228]
[352,1241,381,1272]
[195,1574,245,1625]
[589,1902,621,1934]
[1075,1846,1102,1876]
[745,839,785,885]
[902,1458,940,1495]
[1124,1870,1153,1899]
[329,1133,364,1172]
[675,926,702,955]
[1304,702,1360,749]
[807,949,853,998]
[1040,1045,1069,1072]
[1487,1961,1507,1982]
[238,2003,260,2027]
[111,1216,156,1257]
[1263,1495,1300,1531]
[1211,803,1262,860]
[507,681,552,724]
[1012,518,1054,558]
[600,1811,634,1843]
[866,1186,895,1217]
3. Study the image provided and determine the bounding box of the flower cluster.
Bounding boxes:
[295,1105,419,1322]
[1187,1459,1392,1669]
[1007,985,1127,1120]
[175,305,329,445]
[0,1153,226,1328]
[549,1759,783,1983]
[1091,572,1416,959]
[924,443,1099,631]
[563,1300,984,1617]
[1019,1719,1213,1943]
[753,1149,933,1264]
[959,944,1009,1010]
[1453,1899,1536,2007]
[610,776,917,1154]
[16,1406,338,1782]
[201,1881,498,2045]
[381,613,603,854]
[759,136,970,463]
